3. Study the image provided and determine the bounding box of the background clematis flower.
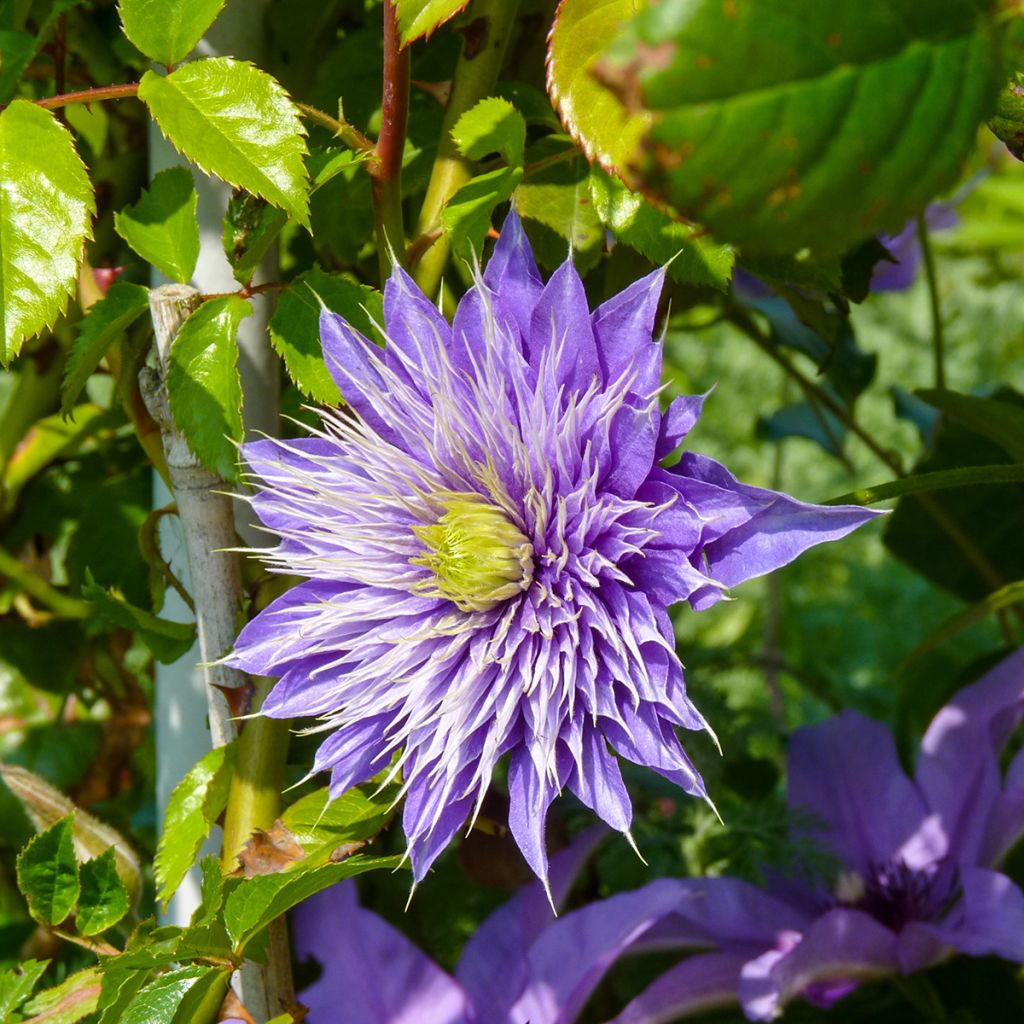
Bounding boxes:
[227,210,878,891]
[556,646,1024,1023]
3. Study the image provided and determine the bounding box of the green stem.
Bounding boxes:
[917,214,946,390]
[221,680,290,869]
[370,0,411,283]
[294,101,376,158]
[411,0,521,297]
[0,545,91,619]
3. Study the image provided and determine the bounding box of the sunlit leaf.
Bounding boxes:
[16,814,79,926]
[118,0,227,67]
[395,0,469,46]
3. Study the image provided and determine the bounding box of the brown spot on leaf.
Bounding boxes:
[695,54,713,70]
[828,32,841,48]
[723,0,738,17]
[592,41,677,115]
[235,820,305,877]
[458,17,488,60]
[783,136,799,151]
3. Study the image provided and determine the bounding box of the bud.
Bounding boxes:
[412,493,534,612]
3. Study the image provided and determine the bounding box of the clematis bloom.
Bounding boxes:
[228,211,877,890]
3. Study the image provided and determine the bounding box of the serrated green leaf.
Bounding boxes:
[139,59,310,228]
[546,0,653,178]
[443,166,522,262]
[118,0,226,67]
[221,190,286,286]
[82,572,196,663]
[599,0,1002,255]
[395,0,468,46]
[155,743,235,909]
[116,965,227,1024]
[918,388,1024,462]
[76,849,130,935]
[61,282,150,417]
[95,966,148,1024]
[224,854,402,951]
[114,167,199,284]
[270,268,382,405]
[452,96,526,168]
[0,101,94,364]
[16,814,79,926]
[0,763,142,905]
[0,960,49,1019]
[22,966,101,1024]
[166,294,250,481]
[280,780,399,859]
[589,167,734,290]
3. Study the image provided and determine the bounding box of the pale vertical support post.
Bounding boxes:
[151,0,281,932]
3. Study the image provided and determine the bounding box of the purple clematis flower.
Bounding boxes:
[227,210,877,891]
[553,646,1024,1023]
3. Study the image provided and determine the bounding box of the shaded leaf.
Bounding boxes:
[0,101,94,364]
[16,814,80,926]
[600,0,1001,254]
[589,166,734,290]
[452,96,526,167]
[61,282,150,417]
[139,58,309,228]
[82,572,196,664]
[114,167,199,284]
[155,743,235,908]
[166,295,250,482]
[223,854,403,951]
[221,190,286,286]
[118,0,227,67]
[269,269,382,405]
[0,960,49,1020]
[0,30,36,104]
[827,464,1024,507]
[443,165,522,261]
[395,0,469,46]
[758,401,846,459]
[76,849,130,935]
[918,387,1024,462]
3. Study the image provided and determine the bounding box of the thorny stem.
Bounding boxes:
[295,101,376,158]
[726,301,1019,603]
[917,214,947,390]
[371,0,411,283]
[34,82,139,109]
[412,0,521,298]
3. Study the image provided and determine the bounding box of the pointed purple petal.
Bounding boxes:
[929,866,1024,962]
[608,952,746,1024]
[566,722,632,834]
[383,265,452,388]
[591,268,665,397]
[788,712,942,874]
[484,208,544,340]
[528,258,599,391]
[293,881,471,1024]
[655,391,709,460]
[507,748,560,887]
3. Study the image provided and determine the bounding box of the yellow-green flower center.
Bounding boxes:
[412,493,534,612]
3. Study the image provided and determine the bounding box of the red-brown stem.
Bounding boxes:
[371,0,411,281]
[34,82,139,110]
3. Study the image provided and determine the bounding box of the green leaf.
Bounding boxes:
[224,854,402,951]
[269,269,382,405]
[166,295,250,482]
[0,30,36,103]
[22,966,101,1024]
[116,965,229,1024]
[0,763,143,905]
[443,166,522,262]
[221,190,286,286]
[118,0,227,67]
[0,960,49,1020]
[918,388,1024,462]
[395,0,469,46]
[589,167,734,290]
[95,967,148,1024]
[546,0,654,178]
[599,0,1002,255]
[82,572,196,663]
[61,282,150,417]
[0,101,94,364]
[451,96,526,168]
[280,780,399,860]
[827,464,1024,506]
[114,168,200,284]
[16,814,80,926]
[139,59,309,228]
[155,743,235,909]
[76,849,130,935]
[514,144,602,272]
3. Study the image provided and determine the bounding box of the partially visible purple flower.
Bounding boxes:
[571,646,1024,1022]
[870,201,959,293]
[228,210,877,891]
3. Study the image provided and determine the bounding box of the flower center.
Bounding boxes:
[835,859,961,933]
[412,493,534,612]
